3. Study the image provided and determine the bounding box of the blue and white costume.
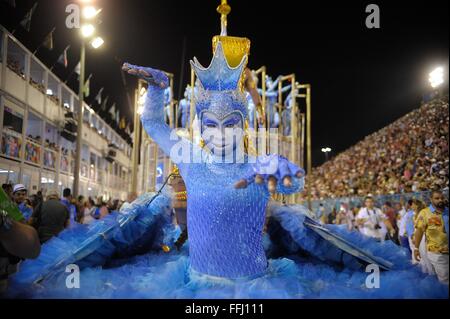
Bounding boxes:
[7,38,448,300]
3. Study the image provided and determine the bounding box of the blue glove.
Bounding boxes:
[122,63,169,89]
[235,154,305,194]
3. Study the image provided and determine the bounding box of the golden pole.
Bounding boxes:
[296,84,312,208]
[290,77,297,204]
[261,68,267,155]
[306,84,312,210]
[141,139,147,193]
[168,74,174,129]
[131,79,144,194]
[217,0,231,36]
[153,142,158,192]
[278,80,283,156]
[265,78,271,155]
[290,76,296,165]
[190,68,196,140]
[167,73,174,175]
[252,66,267,155]
[300,113,305,168]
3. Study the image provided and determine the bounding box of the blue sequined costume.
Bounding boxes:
[140,41,304,278]
[6,40,448,300]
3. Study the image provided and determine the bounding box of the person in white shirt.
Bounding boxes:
[396,202,410,253]
[82,197,96,225]
[356,196,395,241]
[345,205,356,231]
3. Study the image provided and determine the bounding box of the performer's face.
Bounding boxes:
[201,111,244,157]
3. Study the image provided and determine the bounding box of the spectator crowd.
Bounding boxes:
[308,98,449,199]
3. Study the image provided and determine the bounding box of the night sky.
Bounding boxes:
[1,0,448,167]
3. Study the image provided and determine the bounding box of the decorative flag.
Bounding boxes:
[42,28,55,50]
[20,2,38,32]
[57,45,70,68]
[73,61,81,81]
[119,117,126,130]
[84,74,92,97]
[109,103,116,120]
[74,62,81,76]
[101,95,109,112]
[95,87,104,105]
[125,121,132,135]
[115,109,120,125]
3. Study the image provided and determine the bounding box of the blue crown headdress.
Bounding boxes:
[190,41,249,120]
[191,42,247,92]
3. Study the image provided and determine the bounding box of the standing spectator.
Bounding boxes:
[0,208,40,294]
[36,191,43,205]
[383,202,398,232]
[409,199,433,273]
[82,197,96,224]
[107,199,121,212]
[414,190,449,284]
[28,194,41,212]
[341,203,356,231]
[397,202,410,253]
[335,206,348,225]
[404,200,416,258]
[316,204,325,222]
[29,190,70,244]
[1,184,13,201]
[356,196,395,241]
[93,197,109,220]
[76,195,86,223]
[12,184,32,222]
[61,188,77,226]
[352,205,361,231]
[327,208,337,224]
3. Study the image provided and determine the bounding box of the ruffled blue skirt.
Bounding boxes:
[10,243,447,299]
[7,195,448,299]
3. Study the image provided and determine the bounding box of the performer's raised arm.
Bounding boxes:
[122,63,192,174]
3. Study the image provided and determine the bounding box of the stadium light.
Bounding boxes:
[91,37,104,49]
[321,147,332,161]
[83,6,102,19]
[429,67,444,88]
[81,24,95,38]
